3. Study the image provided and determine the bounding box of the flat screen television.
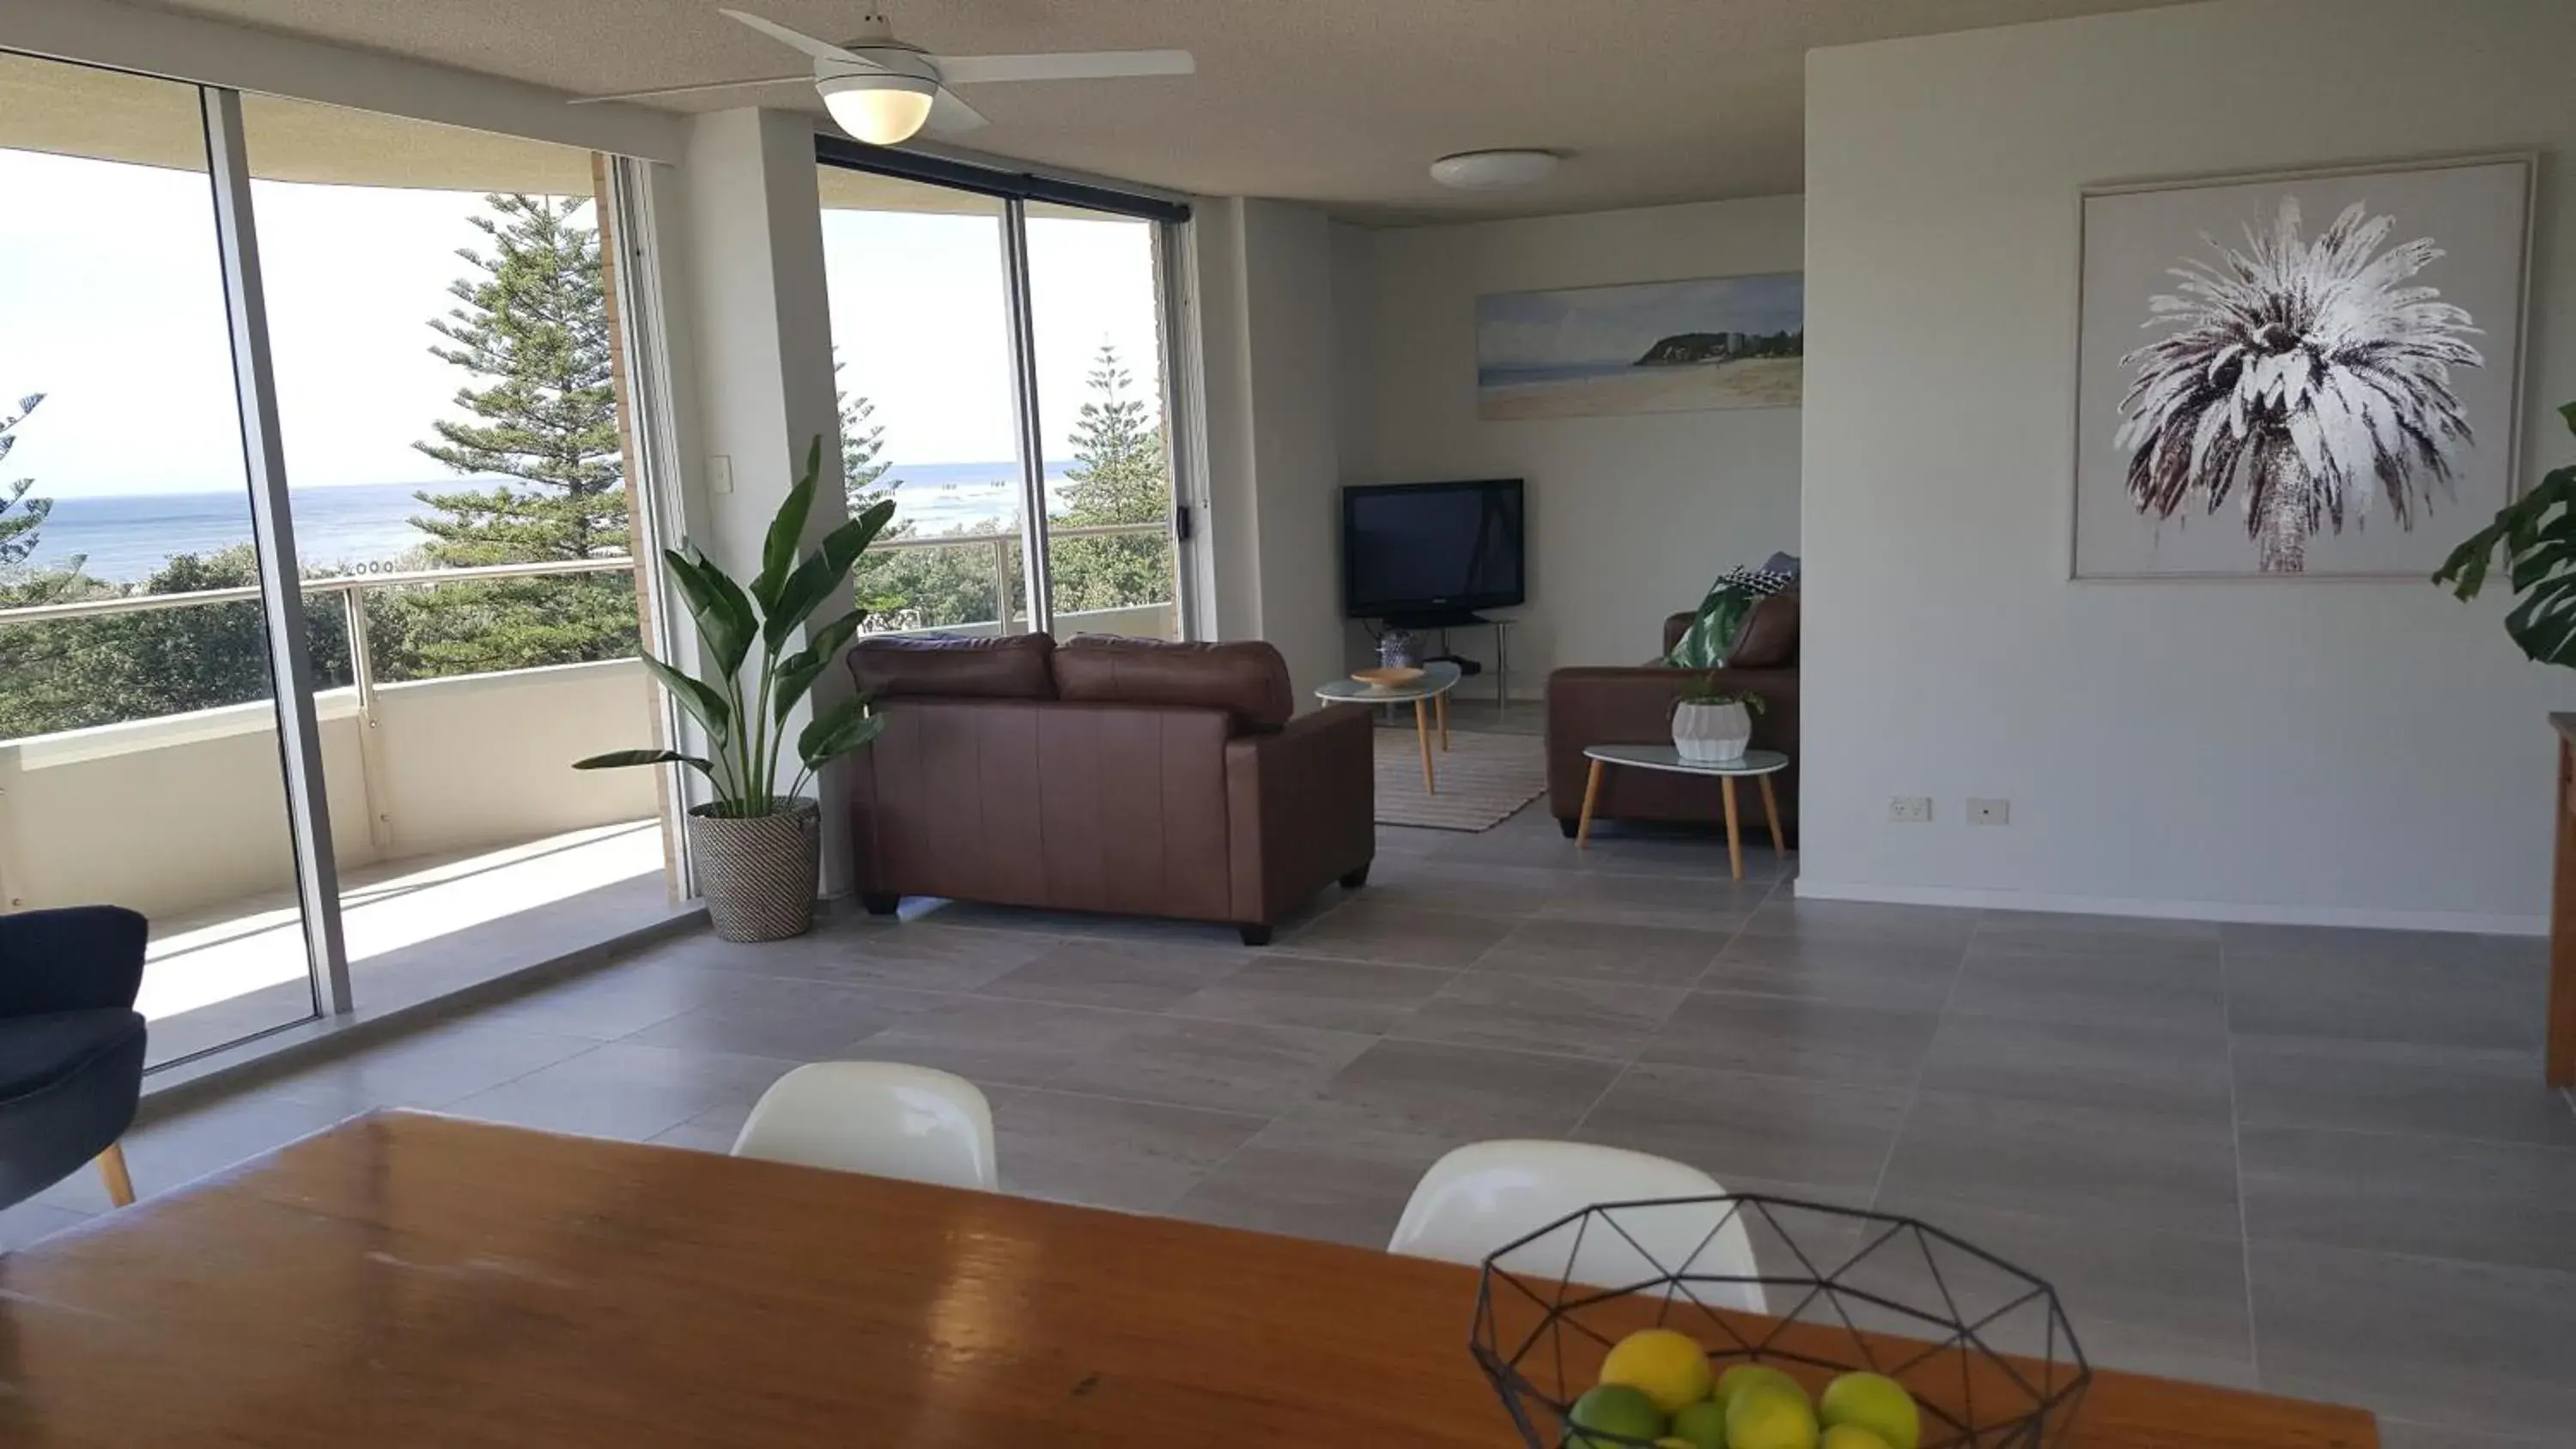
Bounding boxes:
[1340,478,1525,622]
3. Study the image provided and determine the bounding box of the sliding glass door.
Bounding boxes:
[0,49,676,1067]
[816,148,1191,642]
[1025,205,1184,640]
[817,170,1030,636]
[0,53,325,1064]
[238,94,665,1016]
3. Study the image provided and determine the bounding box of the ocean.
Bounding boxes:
[21,460,1073,585]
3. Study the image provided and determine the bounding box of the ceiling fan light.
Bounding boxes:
[1429,149,1560,191]
[819,72,937,146]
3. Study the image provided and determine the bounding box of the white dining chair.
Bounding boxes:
[1388,1140,1765,1312]
[730,1062,999,1191]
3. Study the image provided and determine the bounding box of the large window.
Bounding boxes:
[816,149,1189,642]
[0,52,671,1067]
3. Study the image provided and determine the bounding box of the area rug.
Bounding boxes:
[1372,726,1548,832]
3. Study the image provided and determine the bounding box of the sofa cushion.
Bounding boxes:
[1052,636,1295,728]
[847,634,1057,700]
[1727,592,1801,668]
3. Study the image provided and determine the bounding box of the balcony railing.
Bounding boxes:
[859,519,1178,638]
[0,534,1180,921]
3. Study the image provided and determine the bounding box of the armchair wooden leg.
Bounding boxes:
[97,1142,135,1208]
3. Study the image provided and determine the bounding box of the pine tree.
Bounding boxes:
[412,194,624,562]
[838,358,895,513]
[392,192,635,676]
[0,393,54,569]
[1050,343,1174,616]
[1059,344,1167,526]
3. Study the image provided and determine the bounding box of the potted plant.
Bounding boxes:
[2434,400,2576,665]
[1672,678,1765,764]
[576,438,896,942]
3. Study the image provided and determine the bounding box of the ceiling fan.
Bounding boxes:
[571,8,1195,148]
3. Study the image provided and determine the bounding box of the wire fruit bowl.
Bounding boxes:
[1470,1194,2091,1449]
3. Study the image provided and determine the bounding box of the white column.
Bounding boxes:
[653,108,858,890]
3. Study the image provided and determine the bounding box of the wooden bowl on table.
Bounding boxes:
[1352,666,1425,692]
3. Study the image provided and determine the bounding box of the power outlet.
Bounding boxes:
[1888,796,1933,823]
[1968,797,2011,826]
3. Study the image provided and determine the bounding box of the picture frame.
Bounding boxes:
[1474,272,1804,421]
[2069,152,2535,581]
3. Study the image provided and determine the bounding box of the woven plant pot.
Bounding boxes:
[690,798,822,943]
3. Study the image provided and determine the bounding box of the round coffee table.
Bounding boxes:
[1315,662,1462,793]
[1578,743,1789,880]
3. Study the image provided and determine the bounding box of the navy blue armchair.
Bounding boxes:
[0,906,149,1212]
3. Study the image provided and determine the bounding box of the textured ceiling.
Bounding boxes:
[106,0,2200,222]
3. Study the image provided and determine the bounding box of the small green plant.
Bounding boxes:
[574,438,896,816]
[1678,678,1767,712]
[2433,401,2576,666]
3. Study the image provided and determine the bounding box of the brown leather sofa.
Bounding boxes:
[1543,592,1800,842]
[843,633,1375,944]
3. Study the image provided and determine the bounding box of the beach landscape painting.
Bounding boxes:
[1475,273,1804,421]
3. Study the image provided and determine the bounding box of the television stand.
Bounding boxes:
[1378,613,1517,709]
[1383,609,1492,632]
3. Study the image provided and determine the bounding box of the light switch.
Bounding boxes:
[708,455,734,494]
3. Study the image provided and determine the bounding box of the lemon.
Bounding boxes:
[1819,1373,1918,1449]
[1670,1399,1731,1449]
[1728,1385,1820,1449]
[1600,1329,1716,1415]
[1569,1383,1668,1449]
[1716,1363,1806,1411]
[1820,1428,1891,1449]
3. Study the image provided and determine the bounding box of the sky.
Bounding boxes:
[1475,272,1805,373]
[0,147,1163,500]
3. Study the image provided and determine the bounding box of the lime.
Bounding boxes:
[1819,1373,1918,1449]
[1716,1364,1806,1411]
[1601,1329,1716,1415]
[1569,1383,1668,1448]
[1728,1385,1820,1449]
[1820,1428,1892,1449]
[1670,1398,1731,1449]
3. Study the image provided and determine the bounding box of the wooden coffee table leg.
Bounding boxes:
[1577,759,1604,850]
[1720,776,1744,881]
[1413,699,1437,793]
[1759,774,1787,856]
[1437,690,1449,751]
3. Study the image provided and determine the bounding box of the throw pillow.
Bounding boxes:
[1665,567,1795,670]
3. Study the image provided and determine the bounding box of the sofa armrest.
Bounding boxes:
[0,906,149,1017]
[1224,707,1376,928]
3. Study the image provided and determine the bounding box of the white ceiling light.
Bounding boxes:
[1430,149,1560,191]
[573,9,1195,149]
[818,71,939,145]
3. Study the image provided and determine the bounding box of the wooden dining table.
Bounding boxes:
[0,1111,2378,1447]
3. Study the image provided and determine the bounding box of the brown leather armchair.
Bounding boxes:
[844,634,1375,944]
[1543,594,1800,842]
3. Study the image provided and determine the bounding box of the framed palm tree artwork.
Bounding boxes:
[2072,154,2533,579]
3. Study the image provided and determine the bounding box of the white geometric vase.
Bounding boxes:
[1672,700,1752,763]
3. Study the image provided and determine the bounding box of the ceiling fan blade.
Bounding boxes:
[924,88,988,134]
[569,73,810,104]
[719,8,880,67]
[932,50,1194,84]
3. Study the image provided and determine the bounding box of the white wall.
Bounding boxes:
[1190,196,1348,697]
[1802,0,2576,931]
[1335,197,1805,688]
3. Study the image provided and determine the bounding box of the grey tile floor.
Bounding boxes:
[14,724,2571,1446]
